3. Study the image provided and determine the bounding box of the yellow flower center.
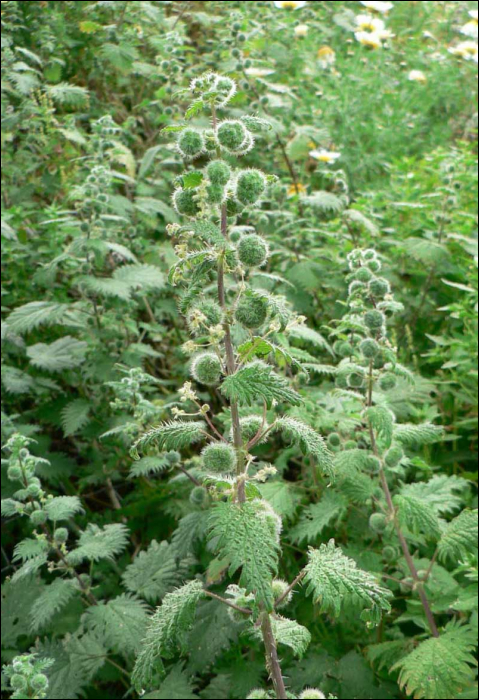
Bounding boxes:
[318,46,335,58]
[288,183,307,196]
[280,1,300,7]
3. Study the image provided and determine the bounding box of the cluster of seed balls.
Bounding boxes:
[5,655,50,699]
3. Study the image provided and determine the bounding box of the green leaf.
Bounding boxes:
[67,524,129,565]
[290,492,347,544]
[269,616,311,658]
[394,493,442,540]
[113,263,165,291]
[394,423,444,447]
[7,302,72,334]
[30,579,77,632]
[400,476,469,516]
[129,455,171,478]
[392,622,477,699]
[144,664,199,699]
[275,417,334,479]
[61,399,91,437]
[1,575,45,647]
[181,172,204,189]
[27,336,88,372]
[131,421,207,458]
[45,496,84,522]
[438,510,479,563]
[208,500,280,610]
[13,538,49,563]
[84,594,149,656]
[185,100,205,119]
[365,406,395,448]
[46,83,89,107]
[221,361,301,409]
[132,580,205,691]
[304,539,392,624]
[258,480,302,521]
[123,540,194,603]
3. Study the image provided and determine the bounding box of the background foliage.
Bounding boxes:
[1,1,478,699]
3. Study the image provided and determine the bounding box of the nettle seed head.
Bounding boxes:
[173,187,201,217]
[300,691,326,700]
[207,159,231,186]
[328,433,341,448]
[247,690,270,699]
[366,258,382,273]
[380,372,397,391]
[272,578,293,608]
[190,485,208,506]
[206,183,226,205]
[54,527,69,544]
[349,280,365,297]
[348,369,365,388]
[385,445,404,468]
[217,120,250,154]
[7,465,23,481]
[334,340,354,358]
[31,674,49,692]
[369,512,388,534]
[166,450,181,465]
[177,128,205,160]
[30,509,48,527]
[382,545,398,562]
[355,266,374,283]
[253,499,283,543]
[10,675,28,691]
[235,293,269,329]
[191,352,223,385]
[360,338,380,358]
[238,233,269,268]
[187,299,223,335]
[202,443,237,474]
[364,309,386,331]
[235,169,267,205]
[239,415,266,442]
[369,277,391,297]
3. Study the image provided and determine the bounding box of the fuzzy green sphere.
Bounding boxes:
[217,120,248,152]
[30,510,48,527]
[187,299,223,334]
[380,373,397,391]
[54,527,69,544]
[301,691,326,700]
[272,578,292,608]
[7,465,23,481]
[166,451,181,465]
[235,170,266,205]
[27,483,42,497]
[349,280,365,297]
[363,249,377,261]
[382,545,398,563]
[348,370,365,389]
[366,258,382,273]
[369,277,391,297]
[366,456,382,473]
[235,294,269,329]
[364,310,386,331]
[355,267,374,283]
[10,675,28,691]
[31,674,49,692]
[226,197,246,216]
[202,443,237,474]
[177,128,205,159]
[369,512,388,534]
[239,415,265,442]
[192,352,222,385]
[207,160,231,186]
[190,486,208,506]
[344,440,358,450]
[328,433,341,448]
[238,234,269,268]
[173,188,200,217]
[360,338,380,359]
[206,183,225,205]
[385,446,404,468]
[337,341,354,358]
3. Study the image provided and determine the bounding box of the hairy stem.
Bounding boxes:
[274,570,306,609]
[261,612,288,700]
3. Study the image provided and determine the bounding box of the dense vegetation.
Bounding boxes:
[1,2,478,699]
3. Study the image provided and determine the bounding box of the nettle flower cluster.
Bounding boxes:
[130,75,392,700]
[3,654,53,700]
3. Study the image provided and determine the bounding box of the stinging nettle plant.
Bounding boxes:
[129,73,392,700]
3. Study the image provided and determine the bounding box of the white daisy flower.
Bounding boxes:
[273,0,308,8]
[317,45,336,68]
[360,1,394,14]
[295,23,309,36]
[309,149,341,164]
[461,20,478,39]
[408,69,427,83]
[355,13,386,33]
[355,30,384,48]
[470,10,478,21]
[449,40,479,63]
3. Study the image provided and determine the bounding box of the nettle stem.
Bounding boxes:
[261,612,288,700]
[367,362,439,638]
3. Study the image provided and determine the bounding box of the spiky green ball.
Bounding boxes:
[235,170,266,205]
[272,579,292,608]
[10,675,27,691]
[355,267,374,283]
[385,446,404,468]
[202,443,237,475]
[349,280,365,297]
[206,183,225,204]
[177,128,205,159]
[344,440,358,450]
[382,545,398,563]
[237,234,269,268]
[369,512,388,534]
[328,433,341,448]
[369,277,391,297]
[363,249,377,261]
[217,120,248,152]
[348,370,365,388]
[235,294,269,329]
[30,510,48,527]
[173,188,200,217]
[7,465,23,481]
[54,528,69,544]
[190,486,208,506]
[187,299,223,334]
[335,341,354,358]
[239,415,265,442]
[31,674,49,692]
[207,160,231,186]
[191,352,222,385]
[380,373,397,391]
[166,451,181,465]
[300,691,326,700]
[364,310,386,331]
[366,258,382,273]
[360,338,380,359]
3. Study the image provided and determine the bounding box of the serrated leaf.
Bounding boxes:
[67,523,129,565]
[7,302,72,334]
[61,399,91,437]
[123,540,194,603]
[84,594,149,656]
[221,361,301,409]
[27,336,88,372]
[131,421,206,458]
[31,579,77,632]
[438,510,479,563]
[275,417,334,479]
[290,492,347,544]
[45,496,84,522]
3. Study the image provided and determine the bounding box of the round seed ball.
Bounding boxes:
[382,545,397,563]
[239,415,265,442]
[173,188,200,217]
[190,486,208,506]
[360,338,380,359]
[348,370,365,388]
[10,675,27,691]
[385,446,404,468]
[207,160,231,186]
[369,277,391,297]
[177,128,205,159]
[272,578,293,608]
[202,443,237,474]
[187,299,223,334]
[369,512,388,534]
[380,373,397,391]
[30,510,48,527]
[235,295,269,329]
[217,120,248,152]
[166,451,181,465]
[366,258,382,273]
[7,465,23,481]
[54,528,69,544]
[364,310,386,331]
[206,183,226,205]
[191,353,222,385]
[235,169,266,205]
[31,674,49,692]
[328,433,341,448]
[355,267,374,283]
[238,234,269,268]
